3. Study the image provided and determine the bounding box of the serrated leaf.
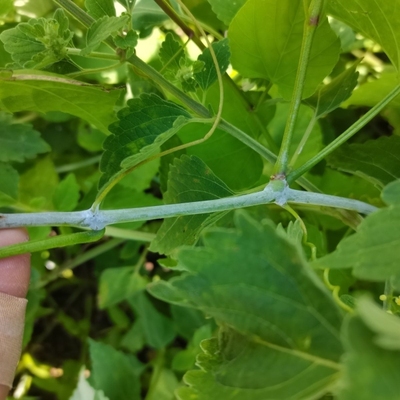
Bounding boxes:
[305,62,360,118]
[338,297,400,400]
[159,33,185,75]
[194,38,230,90]
[53,173,80,211]
[327,136,400,189]
[228,0,341,100]
[0,163,18,203]
[0,113,49,162]
[0,9,73,69]
[206,0,246,25]
[327,0,400,74]
[113,30,138,50]
[85,0,115,20]
[149,155,234,256]
[312,181,400,283]
[89,339,141,400]
[150,212,343,399]
[99,94,192,189]
[81,15,129,56]
[0,70,121,134]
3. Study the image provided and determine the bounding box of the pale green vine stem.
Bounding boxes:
[288,84,400,183]
[273,0,323,174]
[323,269,353,313]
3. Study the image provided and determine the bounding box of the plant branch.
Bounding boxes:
[287,84,400,183]
[273,0,323,175]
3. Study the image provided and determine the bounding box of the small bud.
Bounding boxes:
[379,294,387,301]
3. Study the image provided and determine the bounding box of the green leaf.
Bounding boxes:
[99,93,192,189]
[0,113,50,162]
[312,181,400,283]
[113,30,138,50]
[129,292,176,349]
[305,62,360,118]
[0,70,121,134]
[343,71,400,109]
[381,179,400,206]
[81,15,130,56]
[327,0,400,74]
[149,155,234,256]
[53,173,80,211]
[159,32,185,76]
[228,0,341,100]
[0,0,13,17]
[0,163,18,204]
[98,267,148,308]
[206,0,247,25]
[150,212,343,399]
[89,339,141,400]
[85,0,116,19]
[327,136,400,189]
[338,297,400,399]
[0,9,73,69]
[194,38,230,90]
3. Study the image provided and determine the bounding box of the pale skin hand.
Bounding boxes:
[0,229,30,400]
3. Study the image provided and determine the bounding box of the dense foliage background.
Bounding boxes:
[1,0,400,399]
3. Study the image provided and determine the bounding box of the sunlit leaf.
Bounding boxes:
[85,0,116,20]
[53,173,80,211]
[228,0,341,99]
[206,0,247,25]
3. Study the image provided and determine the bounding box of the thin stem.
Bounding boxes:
[66,48,119,60]
[273,0,323,175]
[53,0,95,28]
[287,84,400,183]
[288,114,317,168]
[105,227,156,242]
[55,155,101,173]
[36,238,124,288]
[67,62,122,78]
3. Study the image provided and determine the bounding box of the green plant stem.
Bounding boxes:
[55,155,101,173]
[105,227,156,242]
[53,0,95,27]
[273,0,323,175]
[66,47,119,60]
[36,238,124,288]
[287,84,400,183]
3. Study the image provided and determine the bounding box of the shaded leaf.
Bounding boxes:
[312,181,400,283]
[81,15,129,56]
[159,32,185,76]
[0,9,73,69]
[305,62,359,118]
[113,30,138,50]
[89,339,141,400]
[206,0,247,25]
[149,155,234,256]
[0,113,49,162]
[99,94,192,189]
[53,173,80,211]
[150,212,343,399]
[327,0,400,74]
[0,163,17,200]
[328,136,400,188]
[85,0,115,19]
[338,297,400,400]
[0,70,121,134]
[128,292,176,349]
[194,38,230,90]
[228,0,341,99]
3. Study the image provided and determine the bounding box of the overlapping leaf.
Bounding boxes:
[313,180,400,286]
[207,0,247,25]
[0,113,49,162]
[0,70,122,134]
[305,62,359,118]
[338,298,400,399]
[0,9,73,69]
[327,0,400,74]
[99,94,192,189]
[85,0,116,19]
[228,0,341,99]
[328,135,400,188]
[194,38,230,90]
[150,155,234,255]
[149,212,344,399]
